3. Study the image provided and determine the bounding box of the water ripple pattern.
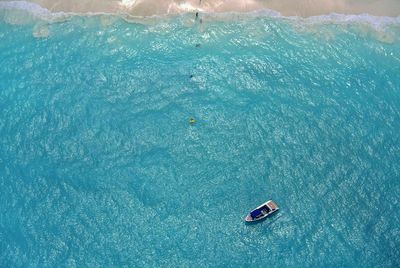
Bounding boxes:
[0,11,400,267]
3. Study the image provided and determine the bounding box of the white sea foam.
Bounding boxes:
[302,12,400,26]
[0,0,67,22]
[0,1,50,15]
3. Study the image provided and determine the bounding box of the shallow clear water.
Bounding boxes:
[0,9,400,267]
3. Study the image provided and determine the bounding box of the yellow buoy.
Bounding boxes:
[189,118,196,125]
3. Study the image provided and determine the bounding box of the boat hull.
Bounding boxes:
[244,200,279,223]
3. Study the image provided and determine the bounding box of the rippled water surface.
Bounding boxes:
[0,10,400,267]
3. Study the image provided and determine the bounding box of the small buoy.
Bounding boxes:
[189,118,196,125]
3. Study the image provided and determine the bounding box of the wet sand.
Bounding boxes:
[21,0,400,17]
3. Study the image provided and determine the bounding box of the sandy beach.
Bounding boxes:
[20,0,400,16]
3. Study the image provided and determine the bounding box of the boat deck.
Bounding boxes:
[267,200,278,210]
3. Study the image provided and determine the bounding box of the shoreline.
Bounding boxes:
[1,0,400,30]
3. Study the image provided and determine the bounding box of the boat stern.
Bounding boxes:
[266,200,279,211]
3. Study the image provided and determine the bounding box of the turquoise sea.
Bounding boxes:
[1,3,400,267]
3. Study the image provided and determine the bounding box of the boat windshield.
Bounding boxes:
[263,205,271,213]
